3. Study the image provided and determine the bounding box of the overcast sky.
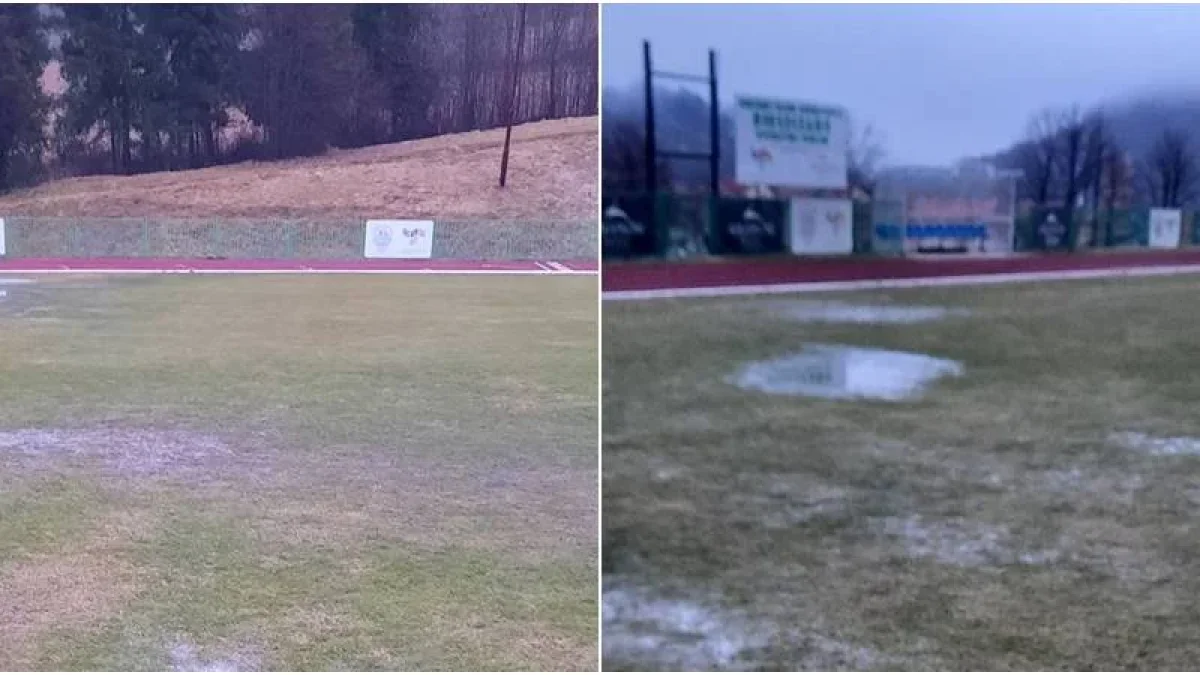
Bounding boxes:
[603,3,1200,166]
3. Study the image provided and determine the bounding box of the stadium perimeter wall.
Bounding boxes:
[0,217,596,261]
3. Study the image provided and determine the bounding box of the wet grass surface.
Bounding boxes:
[0,274,598,671]
[603,276,1200,670]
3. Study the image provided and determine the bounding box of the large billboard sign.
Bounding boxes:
[734,96,849,190]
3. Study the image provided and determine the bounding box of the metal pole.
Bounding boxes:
[643,40,657,194]
[708,49,719,197]
[499,3,528,188]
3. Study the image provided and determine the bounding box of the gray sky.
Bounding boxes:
[603,3,1200,166]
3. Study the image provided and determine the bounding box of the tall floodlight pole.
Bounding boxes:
[499,3,528,188]
[708,49,719,197]
[643,40,657,194]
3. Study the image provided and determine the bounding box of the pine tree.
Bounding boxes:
[0,5,50,190]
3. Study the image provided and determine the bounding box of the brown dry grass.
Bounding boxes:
[0,510,147,669]
[0,116,597,220]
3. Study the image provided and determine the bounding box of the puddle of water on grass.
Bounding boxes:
[730,345,963,402]
[764,300,968,325]
[1111,431,1200,456]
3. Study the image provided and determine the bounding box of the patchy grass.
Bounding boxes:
[603,276,1200,670]
[0,274,597,671]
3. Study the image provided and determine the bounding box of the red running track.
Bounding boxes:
[0,257,597,273]
[603,250,1200,292]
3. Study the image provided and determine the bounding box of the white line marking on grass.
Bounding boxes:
[603,263,1200,301]
[547,261,570,271]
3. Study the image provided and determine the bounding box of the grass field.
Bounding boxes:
[603,275,1200,671]
[0,274,597,671]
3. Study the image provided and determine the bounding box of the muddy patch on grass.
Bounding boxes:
[730,345,963,401]
[763,300,968,325]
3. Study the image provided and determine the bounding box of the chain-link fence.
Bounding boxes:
[0,217,596,260]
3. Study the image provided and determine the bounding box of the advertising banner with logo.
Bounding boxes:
[734,96,849,189]
[1027,208,1072,252]
[364,220,435,258]
[789,198,853,255]
[711,198,787,256]
[1148,208,1182,249]
[602,195,659,259]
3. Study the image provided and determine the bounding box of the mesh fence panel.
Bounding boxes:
[1,217,595,260]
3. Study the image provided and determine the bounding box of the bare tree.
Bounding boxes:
[847,120,886,196]
[1019,108,1061,207]
[1142,128,1196,208]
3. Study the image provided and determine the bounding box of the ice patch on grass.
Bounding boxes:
[1110,431,1200,456]
[603,578,881,670]
[1042,467,1144,503]
[765,300,967,324]
[877,516,1060,568]
[730,345,963,401]
[168,640,258,672]
[602,581,767,671]
[0,427,234,476]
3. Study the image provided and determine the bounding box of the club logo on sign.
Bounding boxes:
[402,227,427,245]
[751,146,773,166]
[798,206,818,243]
[825,206,845,231]
[373,225,393,251]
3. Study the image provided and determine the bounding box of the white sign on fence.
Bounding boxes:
[789,198,853,255]
[1148,208,1182,249]
[0,218,5,256]
[364,220,434,259]
[735,96,849,189]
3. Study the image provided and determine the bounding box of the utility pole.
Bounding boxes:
[499,3,528,188]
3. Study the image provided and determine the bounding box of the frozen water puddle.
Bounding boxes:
[730,345,963,401]
[0,427,235,477]
[877,516,1061,568]
[169,640,259,672]
[602,578,877,671]
[1111,431,1200,456]
[764,300,968,324]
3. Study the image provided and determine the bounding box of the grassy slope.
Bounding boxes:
[0,117,597,220]
[0,275,597,671]
[604,276,1200,670]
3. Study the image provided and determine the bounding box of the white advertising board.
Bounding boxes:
[0,218,5,256]
[789,198,853,255]
[735,96,849,189]
[364,220,434,259]
[1148,208,1182,249]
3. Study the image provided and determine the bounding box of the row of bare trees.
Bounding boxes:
[0,4,598,190]
[1016,105,1196,221]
